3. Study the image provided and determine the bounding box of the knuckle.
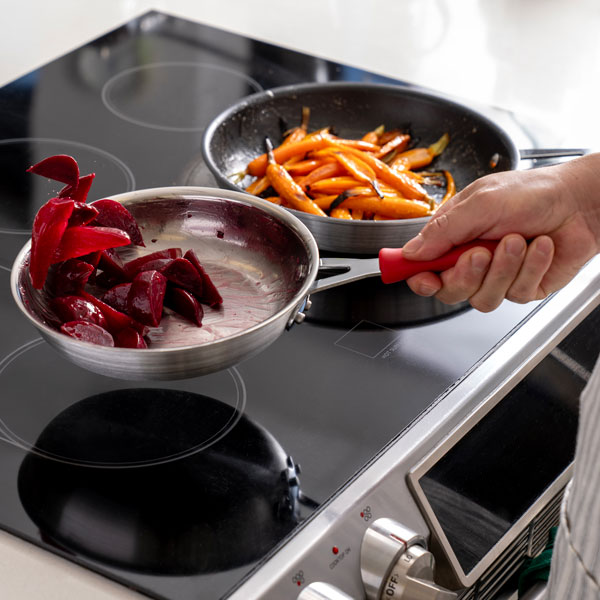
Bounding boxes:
[470,296,500,313]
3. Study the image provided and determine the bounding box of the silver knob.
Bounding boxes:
[297,582,356,599]
[360,519,456,600]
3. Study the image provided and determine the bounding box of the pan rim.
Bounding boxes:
[10,186,321,356]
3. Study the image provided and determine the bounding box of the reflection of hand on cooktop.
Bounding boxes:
[17,389,308,574]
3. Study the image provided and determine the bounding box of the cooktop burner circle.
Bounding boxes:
[0,339,246,468]
[0,138,135,234]
[101,61,263,132]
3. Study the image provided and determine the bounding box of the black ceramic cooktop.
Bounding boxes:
[0,10,539,600]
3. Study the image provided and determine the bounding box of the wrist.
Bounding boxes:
[557,153,600,250]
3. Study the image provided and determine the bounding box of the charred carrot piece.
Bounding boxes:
[265,139,327,217]
[326,151,384,198]
[247,134,329,177]
[307,176,365,195]
[390,133,450,170]
[323,140,428,200]
[373,134,411,159]
[296,161,345,187]
[282,106,311,146]
[309,194,338,210]
[361,124,384,144]
[440,170,456,205]
[378,129,406,145]
[330,207,353,220]
[334,194,431,219]
[284,158,324,175]
[246,175,270,195]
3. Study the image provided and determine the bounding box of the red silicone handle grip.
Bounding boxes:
[378,240,499,284]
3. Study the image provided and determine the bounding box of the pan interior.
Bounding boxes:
[17,195,313,349]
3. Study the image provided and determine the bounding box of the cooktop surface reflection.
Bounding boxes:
[0,10,539,600]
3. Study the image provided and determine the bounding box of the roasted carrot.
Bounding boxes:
[247,134,329,177]
[246,175,270,195]
[307,176,364,195]
[390,133,450,171]
[264,139,327,217]
[373,134,411,158]
[324,151,384,198]
[282,106,310,146]
[440,170,456,205]
[361,124,384,144]
[330,207,353,219]
[335,194,431,219]
[284,158,326,175]
[296,161,345,187]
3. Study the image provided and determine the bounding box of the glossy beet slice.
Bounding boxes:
[114,327,148,349]
[53,226,131,263]
[91,198,145,246]
[46,259,94,296]
[98,248,128,282]
[59,173,96,202]
[80,291,148,336]
[123,248,182,279]
[184,249,223,307]
[30,197,75,289]
[67,201,99,227]
[50,296,107,328]
[161,258,203,299]
[102,282,132,314]
[60,320,114,347]
[27,154,80,188]
[127,270,167,328]
[165,287,204,326]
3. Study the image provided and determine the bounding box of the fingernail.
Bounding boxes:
[471,251,491,272]
[417,283,438,297]
[403,234,423,255]
[535,236,553,256]
[506,237,526,256]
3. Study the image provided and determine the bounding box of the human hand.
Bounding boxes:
[402,154,600,312]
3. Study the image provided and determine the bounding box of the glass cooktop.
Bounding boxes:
[0,10,542,600]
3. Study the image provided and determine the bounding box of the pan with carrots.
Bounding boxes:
[203,82,585,254]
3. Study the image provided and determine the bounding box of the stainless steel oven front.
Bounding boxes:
[228,255,600,600]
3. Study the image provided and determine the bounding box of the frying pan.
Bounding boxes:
[202,81,585,254]
[11,187,495,381]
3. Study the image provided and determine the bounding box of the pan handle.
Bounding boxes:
[519,148,589,161]
[310,257,381,294]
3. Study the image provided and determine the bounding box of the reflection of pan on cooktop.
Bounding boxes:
[18,389,309,574]
[307,268,469,327]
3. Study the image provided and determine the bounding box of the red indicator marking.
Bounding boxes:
[332,546,339,555]
[297,581,301,586]
[360,512,364,517]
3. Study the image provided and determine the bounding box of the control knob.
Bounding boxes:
[297,581,355,599]
[360,518,456,599]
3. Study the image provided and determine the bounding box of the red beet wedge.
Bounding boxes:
[127,270,167,328]
[53,226,131,263]
[184,249,223,307]
[102,282,132,314]
[27,154,80,188]
[123,248,182,279]
[67,201,99,227]
[60,320,114,347]
[165,287,204,326]
[80,291,148,336]
[114,327,148,349]
[58,173,96,203]
[161,258,203,299]
[46,259,95,296]
[91,198,145,246]
[30,197,75,288]
[51,296,107,328]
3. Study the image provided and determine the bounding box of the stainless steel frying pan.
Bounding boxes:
[11,187,485,381]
